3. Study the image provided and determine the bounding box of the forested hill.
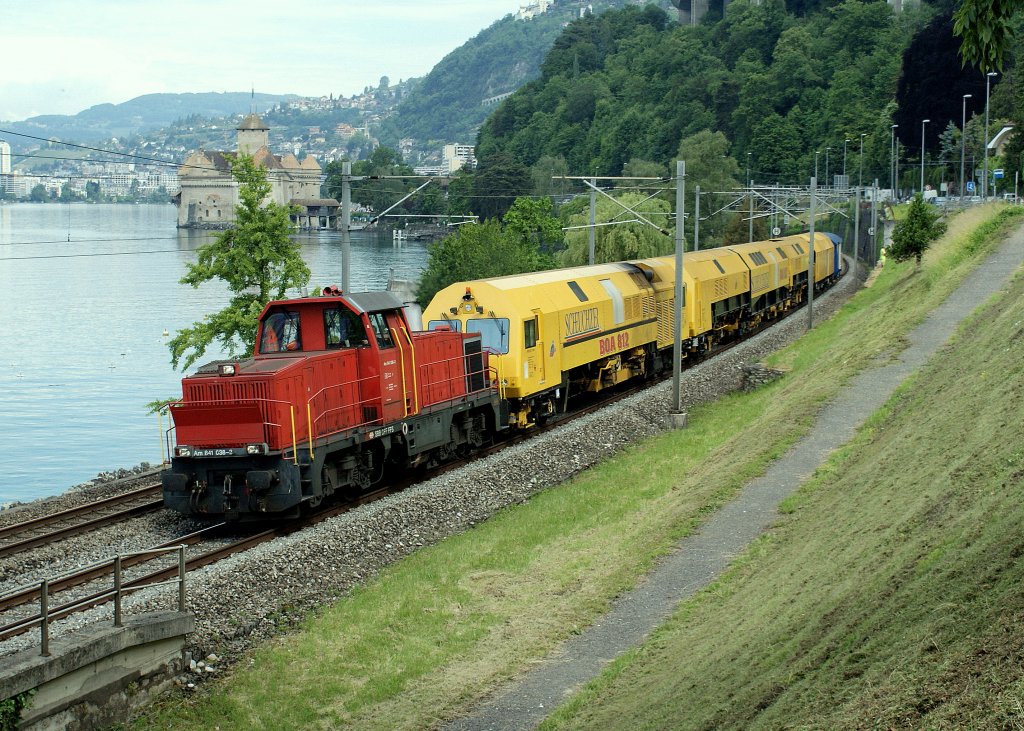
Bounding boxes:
[1,92,296,149]
[473,0,1012,187]
[383,0,666,146]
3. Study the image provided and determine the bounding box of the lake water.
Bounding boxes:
[0,203,429,505]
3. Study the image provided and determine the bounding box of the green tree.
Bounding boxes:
[29,184,47,202]
[889,193,947,266]
[561,191,672,265]
[415,197,558,305]
[168,154,310,370]
[86,181,102,202]
[676,129,743,246]
[473,153,532,220]
[502,196,564,256]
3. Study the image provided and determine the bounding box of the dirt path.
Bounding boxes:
[444,221,1024,731]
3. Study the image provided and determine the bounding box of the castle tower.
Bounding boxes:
[237,113,270,155]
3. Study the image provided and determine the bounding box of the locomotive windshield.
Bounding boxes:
[467,318,509,354]
[325,307,368,348]
[260,311,302,353]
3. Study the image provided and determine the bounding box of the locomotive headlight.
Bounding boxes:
[175,446,192,458]
[218,364,237,377]
[246,443,268,455]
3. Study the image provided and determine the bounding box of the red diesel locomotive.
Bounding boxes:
[162,289,505,520]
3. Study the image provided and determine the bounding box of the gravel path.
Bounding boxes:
[444,225,1024,731]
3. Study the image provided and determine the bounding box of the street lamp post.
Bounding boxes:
[843,138,850,182]
[984,71,998,199]
[814,150,820,179]
[890,124,898,196]
[825,147,832,188]
[962,94,972,202]
[920,118,930,193]
[858,133,866,189]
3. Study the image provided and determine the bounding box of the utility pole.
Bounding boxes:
[920,118,930,194]
[671,160,687,429]
[871,179,879,264]
[588,177,596,265]
[858,133,866,189]
[984,71,998,199]
[748,181,754,243]
[341,160,352,293]
[852,185,860,281]
[890,125,897,194]
[962,94,972,203]
[694,185,701,251]
[807,176,816,331]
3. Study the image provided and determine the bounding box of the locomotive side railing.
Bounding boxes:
[167,346,499,460]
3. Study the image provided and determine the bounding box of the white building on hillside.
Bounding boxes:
[443,144,477,174]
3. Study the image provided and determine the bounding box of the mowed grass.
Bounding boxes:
[134,205,1023,731]
[542,207,1024,730]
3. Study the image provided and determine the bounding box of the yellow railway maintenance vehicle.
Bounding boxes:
[424,232,841,429]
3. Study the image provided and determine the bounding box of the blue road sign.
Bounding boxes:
[994,169,1004,179]
[966,181,976,193]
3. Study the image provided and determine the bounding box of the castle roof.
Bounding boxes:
[279,153,302,169]
[237,113,270,131]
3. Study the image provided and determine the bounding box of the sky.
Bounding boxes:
[1,1,522,122]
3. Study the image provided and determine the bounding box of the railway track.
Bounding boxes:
[0,484,164,559]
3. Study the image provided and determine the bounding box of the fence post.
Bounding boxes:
[114,555,123,627]
[40,579,50,657]
[178,546,186,612]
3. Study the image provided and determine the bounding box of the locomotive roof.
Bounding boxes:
[260,290,405,316]
[343,291,405,314]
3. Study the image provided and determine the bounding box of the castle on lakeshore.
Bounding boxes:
[175,113,332,229]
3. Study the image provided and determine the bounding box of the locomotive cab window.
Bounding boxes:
[368,313,395,349]
[259,311,302,354]
[324,308,367,348]
[467,318,509,354]
[524,317,538,349]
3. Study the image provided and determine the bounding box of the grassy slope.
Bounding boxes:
[544,207,1024,730]
[135,205,1023,731]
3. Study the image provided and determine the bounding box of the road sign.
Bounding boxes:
[966,181,976,193]
[867,227,875,236]
[772,227,781,236]
[994,169,1004,179]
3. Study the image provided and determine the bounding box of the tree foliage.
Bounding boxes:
[415,197,559,306]
[559,191,672,266]
[169,154,310,370]
[475,2,925,187]
[889,193,947,266]
[953,0,1020,71]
